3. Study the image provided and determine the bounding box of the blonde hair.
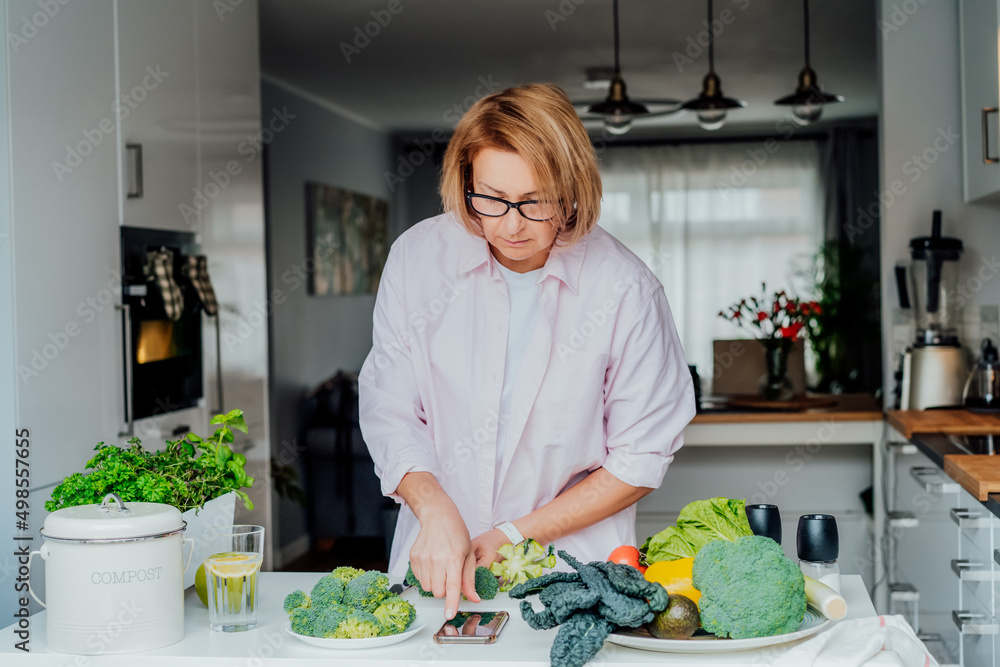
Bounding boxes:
[439,83,602,246]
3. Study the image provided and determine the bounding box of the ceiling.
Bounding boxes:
[259,0,878,139]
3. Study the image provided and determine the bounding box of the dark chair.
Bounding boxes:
[300,371,398,560]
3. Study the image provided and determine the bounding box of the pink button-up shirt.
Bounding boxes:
[359,212,695,577]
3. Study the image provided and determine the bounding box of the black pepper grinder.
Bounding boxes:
[796,514,840,592]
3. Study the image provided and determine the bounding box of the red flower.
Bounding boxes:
[757,311,767,321]
[811,302,822,315]
[733,311,742,320]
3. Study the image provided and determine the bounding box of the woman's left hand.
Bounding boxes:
[470,528,511,568]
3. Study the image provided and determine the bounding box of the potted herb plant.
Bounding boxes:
[46,409,256,587]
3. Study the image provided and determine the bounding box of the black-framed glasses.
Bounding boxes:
[465,192,558,222]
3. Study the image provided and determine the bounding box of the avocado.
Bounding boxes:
[646,594,700,640]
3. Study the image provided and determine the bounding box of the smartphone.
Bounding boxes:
[432,611,509,644]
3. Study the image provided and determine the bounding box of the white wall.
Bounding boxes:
[261,79,392,565]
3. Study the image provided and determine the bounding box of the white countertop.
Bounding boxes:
[0,573,876,666]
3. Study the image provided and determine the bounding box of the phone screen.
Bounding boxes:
[433,611,509,644]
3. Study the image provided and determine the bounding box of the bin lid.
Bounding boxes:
[42,493,184,541]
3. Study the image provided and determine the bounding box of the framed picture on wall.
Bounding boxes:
[305,182,389,296]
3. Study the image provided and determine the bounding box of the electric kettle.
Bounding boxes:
[964,338,1000,412]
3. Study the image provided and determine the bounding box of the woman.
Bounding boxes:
[359,83,695,619]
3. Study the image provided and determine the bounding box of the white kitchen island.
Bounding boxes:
[0,573,876,666]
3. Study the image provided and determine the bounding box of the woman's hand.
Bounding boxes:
[470,528,511,568]
[398,472,480,618]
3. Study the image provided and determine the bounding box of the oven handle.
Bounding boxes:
[117,303,134,438]
[213,313,224,414]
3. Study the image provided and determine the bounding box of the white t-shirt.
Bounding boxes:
[494,261,543,501]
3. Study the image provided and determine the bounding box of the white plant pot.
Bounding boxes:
[180,492,237,589]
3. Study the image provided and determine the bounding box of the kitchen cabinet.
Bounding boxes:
[193,0,273,559]
[117,0,200,232]
[6,0,123,489]
[952,490,999,667]
[959,0,1000,202]
[886,426,1000,667]
[0,0,272,618]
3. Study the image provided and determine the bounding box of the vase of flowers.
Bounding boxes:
[719,285,822,400]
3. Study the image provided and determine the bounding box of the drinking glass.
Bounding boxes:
[204,525,264,632]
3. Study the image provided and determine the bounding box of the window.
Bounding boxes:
[597,141,823,390]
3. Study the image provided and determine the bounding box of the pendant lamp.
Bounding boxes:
[774,0,843,126]
[680,0,745,131]
[582,0,679,135]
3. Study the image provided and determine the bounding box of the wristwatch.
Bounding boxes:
[494,521,524,546]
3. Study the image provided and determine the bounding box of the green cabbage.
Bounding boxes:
[643,497,754,563]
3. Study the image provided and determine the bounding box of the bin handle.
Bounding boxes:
[182,530,196,573]
[26,547,47,608]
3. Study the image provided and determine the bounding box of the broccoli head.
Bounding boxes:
[474,566,500,600]
[313,604,350,638]
[343,570,393,612]
[405,562,500,600]
[373,596,416,635]
[310,573,346,607]
[288,606,316,636]
[329,566,366,585]
[330,609,382,639]
[283,589,311,613]
[692,535,806,639]
[490,538,557,591]
[404,562,435,597]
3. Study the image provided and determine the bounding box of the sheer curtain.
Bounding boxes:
[596,141,823,390]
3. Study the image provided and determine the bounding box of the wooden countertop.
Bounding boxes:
[692,393,883,424]
[886,409,1000,439]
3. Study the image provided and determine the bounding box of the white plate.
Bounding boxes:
[282,618,426,650]
[606,605,832,654]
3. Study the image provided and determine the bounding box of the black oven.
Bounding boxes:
[121,227,203,423]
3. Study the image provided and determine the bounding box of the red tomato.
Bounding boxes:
[607,545,646,573]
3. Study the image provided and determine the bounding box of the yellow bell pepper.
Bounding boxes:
[644,557,701,606]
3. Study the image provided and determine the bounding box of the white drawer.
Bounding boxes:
[953,506,997,563]
[952,609,998,667]
[959,573,994,620]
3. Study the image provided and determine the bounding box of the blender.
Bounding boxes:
[895,210,968,410]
